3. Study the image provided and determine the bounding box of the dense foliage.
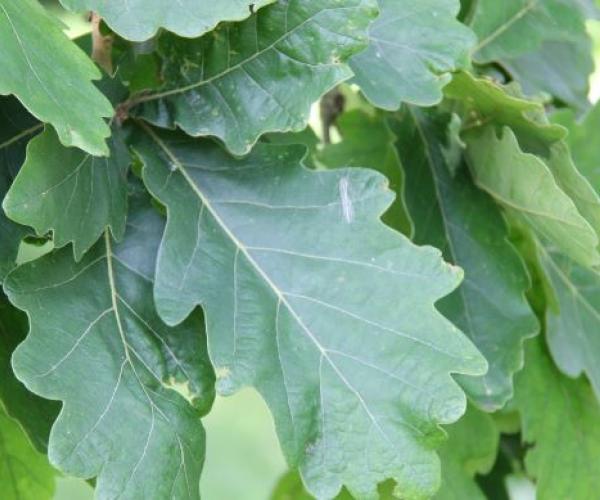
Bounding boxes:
[1,0,600,498]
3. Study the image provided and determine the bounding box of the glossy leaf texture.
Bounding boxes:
[59,0,275,42]
[0,294,59,453]
[134,125,487,499]
[133,0,377,155]
[316,110,413,236]
[434,406,498,500]
[515,338,600,500]
[395,108,538,410]
[350,0,475,109]
[0,409,56,500]
[5,193,215,499]
[0,97,40,281]
[3,126,129,261]
[0,0,112,155]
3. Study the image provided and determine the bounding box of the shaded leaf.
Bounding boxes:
[133,0,377,155]
[0,409,56,500]
[471,0,587,64]
[0,0,113,155]
[0,97,39,282]
[434,406,499,500]
[464,125,600,267]
[134,124,487,499]
[59,0,275,42]
[351,0,475,109]
[5,194,215,499]
[3,126,129,261]
[396,108,537,410]
[317,110,412,236]
[537,243,600,400]
[515,338,600,500]
[0,294,59,453]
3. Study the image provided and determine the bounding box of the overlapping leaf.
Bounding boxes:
[0,409,56,500]
[0,0,112,155]
[0,294,59,453]
[317,110,412,236]
[0,97,40,282]
[350,0,475,109]
[395,108,537,410]
[3,126,129,261]
[134,125,487,499]
[59,0,275,42]
[434,406,498,500]
[465,125,600,267]
[515,338,600,500]
[133,0,377,155]
[5,194,215,499]
[536,244,600,399]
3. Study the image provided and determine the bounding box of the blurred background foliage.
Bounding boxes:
[22,2,600,500]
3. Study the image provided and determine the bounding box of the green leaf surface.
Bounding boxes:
[553,104,600,189]
[434,406,498,500]
[464,125,600,268]
[3,126,129,261]
[350,0,475,109]
[0,409,56,500]
[5,194,215,499]
[317,110,412,236]
[396,108,537,410]
[537,243,600,399]
[444,72,566,146]
[0,294,59,453]
[0,0,113,156]
[0,97,40,282]
[471,0,587,63]
[134,124,487,499]
[59,0,275,42]
[515,338,600,500]
[133,0,377,155]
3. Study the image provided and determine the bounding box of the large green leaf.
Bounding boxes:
[0,0,113,156]
[133,0,377,155]
[0,97,40,282]
[537,243,600,399]
[134,124,487,499]
[396,108,537,410]
[464,125,600,268]
[470,0,587,64]
[349,0,475,109]
[515,338,600,500]
[59,0,275,42]
[0,294,59,453]
[434,406,498,500]
[0,409,56,500]
[317,110,412,236]
[3,126,129,261]
[5,193,215,499]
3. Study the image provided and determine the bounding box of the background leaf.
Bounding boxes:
[59,0,276,42]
